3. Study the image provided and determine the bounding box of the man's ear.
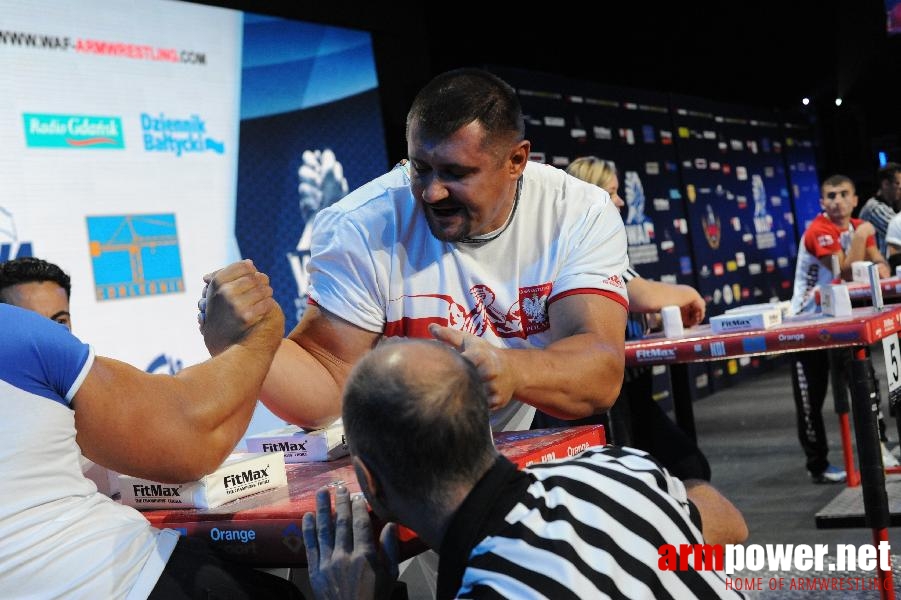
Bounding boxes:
[352,455,380,502]
[508,140,530,178]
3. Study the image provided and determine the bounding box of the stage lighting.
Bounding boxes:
[834,98,843,107]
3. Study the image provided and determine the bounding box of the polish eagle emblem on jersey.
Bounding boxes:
[522,294,546,323]
[519,283,552,335]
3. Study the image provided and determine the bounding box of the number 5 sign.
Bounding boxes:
[883,333,901,400]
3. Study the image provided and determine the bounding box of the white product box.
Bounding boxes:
[724,301,792,318]
[245,420,348,463]
[710,308,782,333]
[80,456,120,497]
[852,260,874,282]
[119,452,287,510]
[660,305,684,337]
[821,284,853,317]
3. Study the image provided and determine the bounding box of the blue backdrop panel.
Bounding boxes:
[670,94,798,316]
[670,94,799,389]
[235,14,388,333]
[780,116,823,238]
[491,67,693,288]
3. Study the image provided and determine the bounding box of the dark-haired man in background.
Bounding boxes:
[789,174,892,483]
[858,162,901,256]
[0,256,72,330]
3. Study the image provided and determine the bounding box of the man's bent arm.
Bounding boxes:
[684,479,749,546]
[838,222,875,279]
[74,295,284,483]
[506,293,626,419]
[626,277,706,326]
[260,305,380,429]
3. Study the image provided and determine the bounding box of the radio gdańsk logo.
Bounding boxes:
[141,112,224,157]
[23,113,124,149]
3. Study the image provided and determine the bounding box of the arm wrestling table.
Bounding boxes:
[814,275,901,465]
[814,275,901,306]
[625,305,901,600]
[136,425,605,567]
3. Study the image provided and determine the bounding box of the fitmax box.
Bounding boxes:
[851,260,874,283]
[245,420,349,463]
[710,308,782,333]
[724,301,792,318]
[119,452,287,510]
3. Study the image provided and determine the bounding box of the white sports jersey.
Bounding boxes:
[789,214,875,315]
[309,160,629,431]
[0,304,178,599]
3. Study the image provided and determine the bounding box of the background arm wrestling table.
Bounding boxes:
[624,305,901,600]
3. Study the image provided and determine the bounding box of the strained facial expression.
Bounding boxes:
[407,120,517,242]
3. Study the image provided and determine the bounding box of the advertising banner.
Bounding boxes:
[0,0,388,439]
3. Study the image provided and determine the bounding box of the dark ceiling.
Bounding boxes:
[427,2,840,109]
[201,0,901,185]
[418,1,901,186]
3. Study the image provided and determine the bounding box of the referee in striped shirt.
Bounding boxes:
[303,338,748,599]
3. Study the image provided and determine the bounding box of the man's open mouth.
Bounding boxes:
[430,205,463,218]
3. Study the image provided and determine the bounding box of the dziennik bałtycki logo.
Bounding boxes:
[141,112,224,156]
[658,541,893,593]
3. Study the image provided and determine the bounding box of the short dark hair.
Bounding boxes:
[342,339,496,506]
[821,174,855,195]
[877,162,901,184]
[406,68,525,150]
[0,257,71,300]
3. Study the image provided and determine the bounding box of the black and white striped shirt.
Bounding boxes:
[437,448,743,599]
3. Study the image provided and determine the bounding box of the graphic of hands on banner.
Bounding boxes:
[624,171,648,225]
[751,174,769,218]
[297,149,349,224]
[0,206,17,244]
[289,149,349,321]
